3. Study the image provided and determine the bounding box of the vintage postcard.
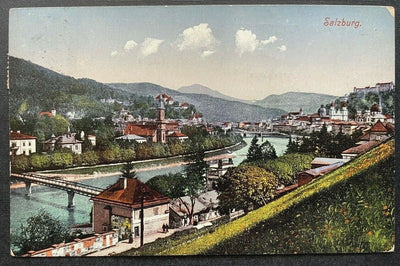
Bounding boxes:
[8,5,395,257]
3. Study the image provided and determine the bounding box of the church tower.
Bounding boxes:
[156,98,166,143]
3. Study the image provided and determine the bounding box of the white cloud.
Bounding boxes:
[260,36,277,45]
[141,38,164,56]
[201,50,215,58]
[235,28,277,55]
[235,29,258,55]
[177,23,217,52]
[110,50,118,57]
[278,45,287,52]
[124,40,137,51]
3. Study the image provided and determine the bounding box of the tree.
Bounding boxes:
[12,209,71,255]
[260,139,277,160]
[246,136,262,162]
[217,165,278,215]
[146,173,186,199]
[181,137,209,224]
[286,135,300,154]
[121,161,137,179]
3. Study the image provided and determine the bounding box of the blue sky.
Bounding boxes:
[9,5,394,100]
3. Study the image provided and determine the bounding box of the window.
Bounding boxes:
[29,142,31,146]
[23,142,25,147]
[153,207,159,215]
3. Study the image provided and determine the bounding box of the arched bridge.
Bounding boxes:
[11,172,103,209]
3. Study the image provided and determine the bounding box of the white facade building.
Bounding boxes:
[10,131,37,155]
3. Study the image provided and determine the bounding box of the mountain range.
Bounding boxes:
[108,83,285,121]
[178,84,252,104]
[9,57,286,122]
[178,84,339,114]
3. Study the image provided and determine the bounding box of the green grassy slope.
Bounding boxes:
[155,139,394,255]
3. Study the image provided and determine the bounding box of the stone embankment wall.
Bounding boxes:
[22,230,118,257]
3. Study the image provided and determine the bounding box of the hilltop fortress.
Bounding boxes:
[353,82,394,94]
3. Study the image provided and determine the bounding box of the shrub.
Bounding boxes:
[30,154,51,171]
[11,155,31,173]
[81,151,99,165]
[50,151,74,168]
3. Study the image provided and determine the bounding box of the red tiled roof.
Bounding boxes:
[341,141,378,155]
[167,132,188,138]
[332,121,358,126]
[92,178,170,208]
[296,116,310,121]
[124,124,156,137]
[180,102,189,107]
[39,111,54,118]
[10,131,36,140]
[156,93,170,99]
[370,120,388,133]
[358,132,371,141]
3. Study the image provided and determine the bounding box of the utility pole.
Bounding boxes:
[140,187,149,247]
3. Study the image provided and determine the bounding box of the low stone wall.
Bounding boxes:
[22,230,119,257]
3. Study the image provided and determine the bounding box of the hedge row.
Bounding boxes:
[11,135,240,173]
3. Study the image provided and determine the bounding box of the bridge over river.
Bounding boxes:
[11,173,103,209]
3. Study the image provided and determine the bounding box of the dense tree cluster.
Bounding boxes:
[286,123,362,158]
[345,90,395,119]
[246,136,277,162]
[217,165,279,214]
[12,210,72,255]
[217,152,313,214]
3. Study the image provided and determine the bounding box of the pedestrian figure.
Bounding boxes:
[166,224,169,232]
[183,217,187,226]
[162,224,166,233]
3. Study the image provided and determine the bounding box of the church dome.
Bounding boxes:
[318,105,326,117]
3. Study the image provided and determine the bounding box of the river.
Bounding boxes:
[10,136,288,240]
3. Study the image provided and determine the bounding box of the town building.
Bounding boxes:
[166,132,189,142]
[91,178,170,240]
[42,133,83,154]
[310,157,350,169]
[10,131,37,155]
[115,134,147,144]
[169,190,219,228]
[357,120,394,144]
[39,107,57,118]
[355,103,394,125]
[124,124,157,142]
[341,141,379,159]
[328,102,348,121]
[298,161,344,187]
[156,93,174,105]
[122,98,167,143]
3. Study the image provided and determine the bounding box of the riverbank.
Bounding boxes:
[10,141,245,190]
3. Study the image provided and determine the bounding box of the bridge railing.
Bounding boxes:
[11,173,103,195]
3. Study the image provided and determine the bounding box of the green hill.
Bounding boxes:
[255,91,339,114]
[109,83,286,122]
[9,56,130,118]
[118,139,393,255]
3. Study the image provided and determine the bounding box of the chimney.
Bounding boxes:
[119,177,127,189]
